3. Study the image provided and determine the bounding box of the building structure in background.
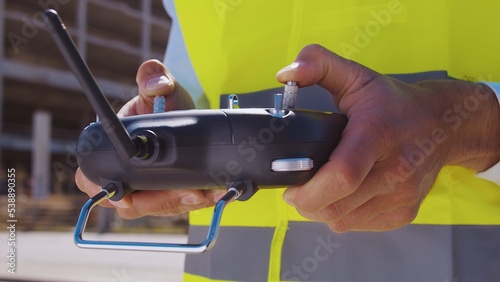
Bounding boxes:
[0,0,180,232]
[0,0,170,196]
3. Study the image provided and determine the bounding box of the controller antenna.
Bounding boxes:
[44,10,139,160]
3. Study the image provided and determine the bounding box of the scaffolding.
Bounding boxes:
[0,0,171,197]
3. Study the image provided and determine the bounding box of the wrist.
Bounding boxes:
[439,81,500,172]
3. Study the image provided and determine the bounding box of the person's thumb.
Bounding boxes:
[123,59,194,115]
[276,44,380,113]
[137,59,175,98]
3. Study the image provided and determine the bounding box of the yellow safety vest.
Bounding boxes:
[173,0,500,281]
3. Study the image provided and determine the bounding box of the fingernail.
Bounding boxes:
[110,200,130,208]
[276,61,300,76]
[212,191,227,203]
[146,75,171,91]
[180,193,203,206]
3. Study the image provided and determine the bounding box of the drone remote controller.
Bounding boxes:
[78,105,346,200]
[44,10,347,253]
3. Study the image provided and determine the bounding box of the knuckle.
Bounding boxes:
[285,187,316,213]
[292,197,316,213]
[333,164,361,196]
[393,206,419,226]
[328,218,351,233]
[376,121,398,147]
[399,206,418,225]
[302,43,326,54]
[290,190,333,214]
[317,202,343,222]
[394,186,421,207]
[115,208,140,220]
[158,191,205,215]
[159,198,181,215]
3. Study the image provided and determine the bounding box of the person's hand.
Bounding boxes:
[277,44,500,232]
[75,59,227,219]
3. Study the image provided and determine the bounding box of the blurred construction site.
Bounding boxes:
[0,3,193,281]
[0,0,187,240]
[0,1,189,281]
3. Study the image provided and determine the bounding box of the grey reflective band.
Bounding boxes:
[387,70,450,83]
[220,84,337,112]
[220,70,451,111]
[184,222,500,281]
[281,222,500,281]
[184,225,275,281]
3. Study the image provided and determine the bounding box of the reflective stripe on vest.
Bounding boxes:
[184,223,500,281]
[185,226,275,281]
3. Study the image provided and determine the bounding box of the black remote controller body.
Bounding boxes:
[77,108,347,200]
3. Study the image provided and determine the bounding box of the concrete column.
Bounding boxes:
[0,0,6,164]
[77,0,88,59]
[141,0,152,61]
[32,111,52,199]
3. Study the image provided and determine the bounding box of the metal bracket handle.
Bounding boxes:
[74,184,243,253]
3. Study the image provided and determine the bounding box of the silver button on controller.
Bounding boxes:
[271,158,314,172]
